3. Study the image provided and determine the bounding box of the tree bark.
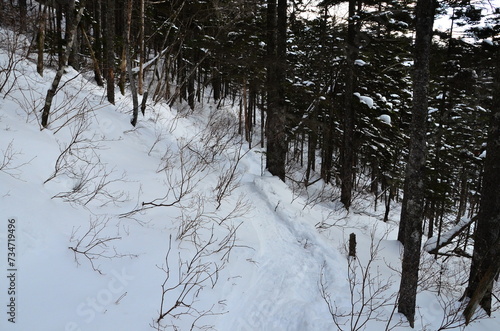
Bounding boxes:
[188,67,195,110]
[397,0,434,327]
[265,0,287,181]
[340,0,358,210]
[19,0,27,32]
[56,2,64,67]
[105,0,116,104]
[125,0,139,126]
[138,0,145,95]
[81,26,104,86]
[464,46,500,319]
[67,0,80,69]
[37,5,48,76]
[464,247,500,324]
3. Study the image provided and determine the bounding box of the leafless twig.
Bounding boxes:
[0,140,34,179]
[69,216,137,274]
[154,233,229,330]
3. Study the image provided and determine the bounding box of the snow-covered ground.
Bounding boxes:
[1,30,499,331]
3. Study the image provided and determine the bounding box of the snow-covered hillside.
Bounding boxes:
[0,29,498,331]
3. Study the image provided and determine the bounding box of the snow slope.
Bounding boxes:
[1,32,499,331]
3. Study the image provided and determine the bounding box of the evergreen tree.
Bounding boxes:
[340,0,359,209]
[464,8,500,322]
[397,0,434,327]
[265,0,287,181]
[464,49,500,320]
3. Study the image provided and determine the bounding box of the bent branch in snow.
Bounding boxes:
[423,216,476,255]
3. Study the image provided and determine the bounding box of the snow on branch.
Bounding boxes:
[354,92,374,108]
[423,216,476,254]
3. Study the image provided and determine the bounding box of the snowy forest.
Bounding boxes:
[0,0,499,330]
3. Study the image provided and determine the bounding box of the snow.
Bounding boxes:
[1,31,499,331]
[423,217,473,253]
[354,92,375,108]
[483,39,494,46]
[378,114,392,126]
[428,107,439,114]
[354,59,367,66]
[376,93,386,102]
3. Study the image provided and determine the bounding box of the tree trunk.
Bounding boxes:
[265,0,287,181]
[19,0,27,32]
[397,0,434,327]
[56,3,63,67]
[81,27,104,86]
[138,0,145,95]
[92,0,104,86]
[383,182,393,223]
[37,5,48,76]
[212,65,221,101]
[67,0,80,69]
[464,47,500,319]
[125,0,139,126]
[105,0,116,104]
[306,130,317,185]
[41,1,86,128]
[321,107,334,184]
[456,168,468,224]
[340,0,358,210]
[464,248,500,324]
[188,68,195,110]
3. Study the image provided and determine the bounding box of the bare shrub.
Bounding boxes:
[415,253,499,330]
[153,233,231,331]
[432,297,490,331]
[200,109,240,161]
[148,126,168,156]
[44,116,94,184]
[139,139,209,211]
[10,60,100,129]
[176,194,250,243]
[319,227,402,331]
[45,114,128,206]
[315,209,350,230]
[0,28,27,97]
[9,78,45,123]
[0,140,33,179]
[46,86,104,133]
[176,194,212,242]
[214,145,249,209]
[115,108,250,330]
[69,216,137,274]
[52,160,127,207]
